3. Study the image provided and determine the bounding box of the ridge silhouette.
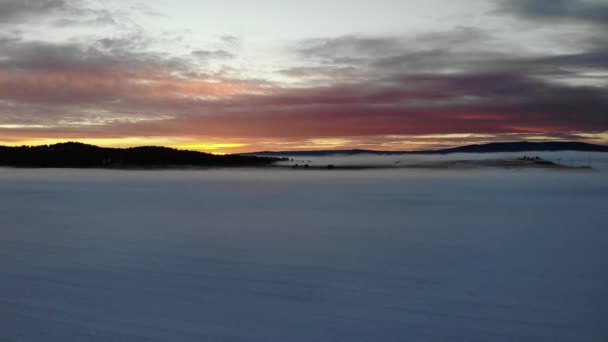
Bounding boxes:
[0,142,284,168]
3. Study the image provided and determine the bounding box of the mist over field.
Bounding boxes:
[277,151,608,170]
[1,152,607,341]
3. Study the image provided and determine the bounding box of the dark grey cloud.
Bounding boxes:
[191,50,235,60]
[296,35,400,65]
[499,0,608,25]
[293,27,515,78]
[0,1,186,75]
[279,66,360,82]
[529,49,608,71]
[290,23,608,85]
[0,0,121,27]
[0,34,183,73]
[371,49,518,74]
[0,0,70,22]
[297,27,492,63]
[51,9,118,27]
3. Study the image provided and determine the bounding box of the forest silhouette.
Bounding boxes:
[0,142,284,168]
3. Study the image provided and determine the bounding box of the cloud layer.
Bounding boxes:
[0,0,606,152]
[499,0,608,25]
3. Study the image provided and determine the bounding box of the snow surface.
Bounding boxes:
[1,155,607,341]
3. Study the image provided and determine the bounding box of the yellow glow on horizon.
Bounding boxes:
[0,137,178,148]
[0,138,250,153]
[1,132,605,155]
[577,132,608,141]
[0,124,50,129]
[0,136,251,154]
[176,143,247,151]
[298,138,353,149]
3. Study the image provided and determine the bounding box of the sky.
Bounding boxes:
[0,0,607,153]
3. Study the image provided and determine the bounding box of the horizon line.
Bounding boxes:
[3,140,607,155]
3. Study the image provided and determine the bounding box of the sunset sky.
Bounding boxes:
[0,0,607,153]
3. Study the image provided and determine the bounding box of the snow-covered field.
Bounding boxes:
[1,156,607,341]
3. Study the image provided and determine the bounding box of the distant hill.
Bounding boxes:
[249,141,608,157]
[0,142,283,168]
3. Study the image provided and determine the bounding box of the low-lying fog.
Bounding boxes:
[278,151,608,170]
[1,152,607,341]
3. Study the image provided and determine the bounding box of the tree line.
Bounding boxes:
[0,142,285,168]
